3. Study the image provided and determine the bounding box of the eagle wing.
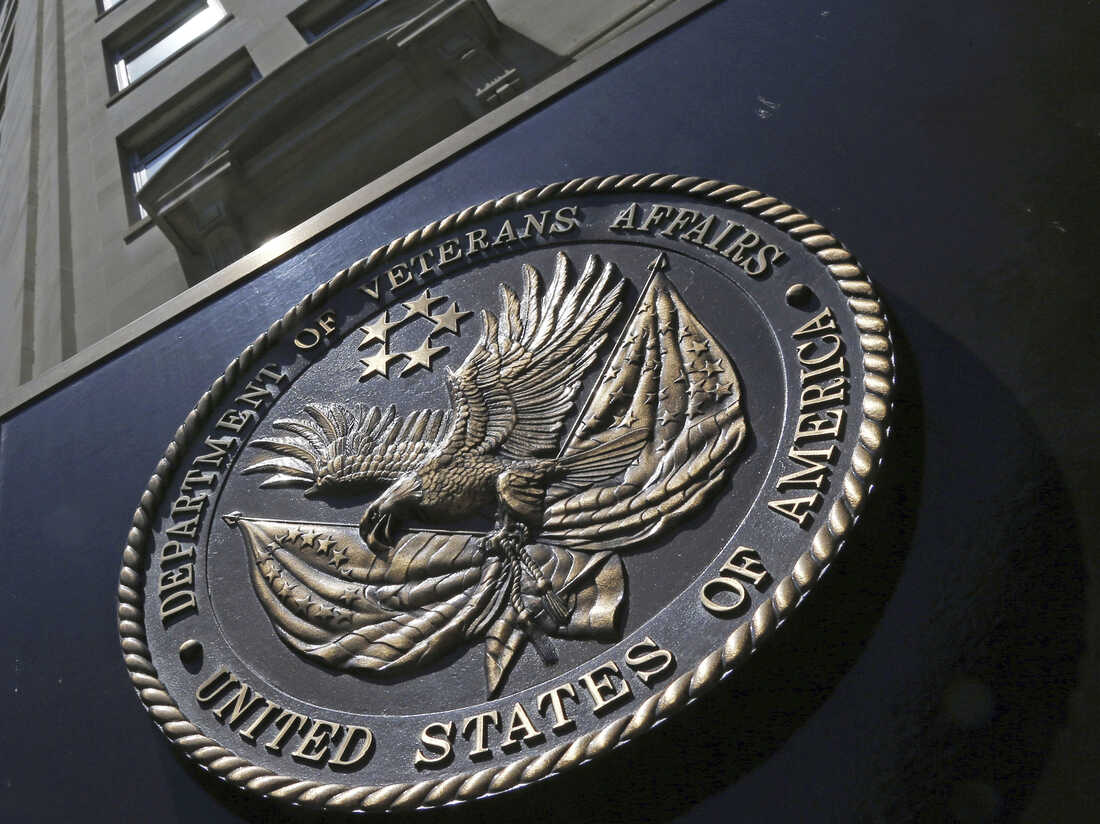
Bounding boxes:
[243,403,450,489]
[440,252,624,460]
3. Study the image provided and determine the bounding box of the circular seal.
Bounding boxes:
[119,174,893,811]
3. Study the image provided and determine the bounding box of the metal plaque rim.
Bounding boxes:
[117,173,895,812]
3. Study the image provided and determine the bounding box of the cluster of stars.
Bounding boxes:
[604,324,736,433]
[357,288,472,382]
[256,524,369,628]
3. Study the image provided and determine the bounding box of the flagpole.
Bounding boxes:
[556,251,669,456]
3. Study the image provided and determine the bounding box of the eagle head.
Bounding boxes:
[359,471,423,553]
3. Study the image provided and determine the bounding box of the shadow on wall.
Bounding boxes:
[163,293,1086,821]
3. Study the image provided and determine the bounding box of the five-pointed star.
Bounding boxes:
[614,408,640,428]
[430,302,472,335]
[359,347,398,381]
[402,289,446,320]
[338,587,361,607]
[702,360,723,378]
[608,385,631,404]
[658,409,683,427]
[328,547,349,568]
[358,311,400,349]
[710,379,736,401]
[400,337,448,376]
[315,536,335,555]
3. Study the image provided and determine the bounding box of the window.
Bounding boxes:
[99,0,125,13]
[290,0,384,43]
[111,0,227,91]
[122,55,257,221]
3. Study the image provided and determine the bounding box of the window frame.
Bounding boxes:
[290,0,385,43]
[108,0,228,93]
[98,0,126,16]
[119,52,259,225]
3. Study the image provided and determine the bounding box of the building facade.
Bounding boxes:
[0,0,675,395]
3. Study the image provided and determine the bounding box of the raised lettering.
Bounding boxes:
[437,238,462,266]
[158,564,193,594]
[264,710,308,755]
[720,546,770,587]
[500,703,543,752]
[195,667,237,704]
[536,683,579,733]
[239,701,280,744]
[387,262,413,291]
[794,409,845,443]
[330,725,374,770]
[216,408,254,433]
[213,682,266,727]
[519,210,551,238]
[551,205,580,233]
[291,719,341,765]
[800,377,847,411]
[660,208,699,237]
[194,436,236,469]
[579,662,632,715]
[743,244,786,276]
[161,541,194,564]
[179,469,216,493]
[705,220,743,251]
[358,276,381,300]
[679,213,715,246]
[776,445,837,491]
[639,204,675,232]
[165,517,199,540]
[796,334,842,366]
[493,219,517,246]
[624,637,675,687]
[700,576,748,616]
[768,492,823,527]
[466,229,489,255]
[461,711,500,760]
[722,229,761,265]
[159,589,197,623]
[410,250,435,277]
[414,721,456,769]
[609,202,640,231]
[793,307,838,338]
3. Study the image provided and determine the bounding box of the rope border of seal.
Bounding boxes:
[118,173,894,812]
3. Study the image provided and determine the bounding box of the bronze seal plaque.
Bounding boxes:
[120,174,893,811]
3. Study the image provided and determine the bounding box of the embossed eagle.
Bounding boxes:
[232,252,747,694]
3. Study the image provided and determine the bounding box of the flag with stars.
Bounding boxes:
[224,514,625,674]
[538,268,746,551]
